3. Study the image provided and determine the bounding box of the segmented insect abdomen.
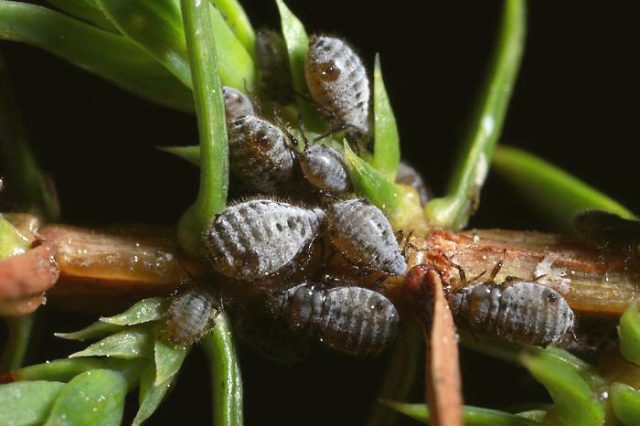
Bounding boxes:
[223,87,254,123]
[276,284,399,357]
[327,199,407,275]
[228,116,294,193]
[305,35,370,139]
[300,145,351,193]
[204,199,326,280]
[165,287,217,345]
[449,281,574,346]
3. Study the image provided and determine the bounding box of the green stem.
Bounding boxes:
[177,0,229,257]
[424,0,526,230]
[0,315,34,373]
[200,313,243,426]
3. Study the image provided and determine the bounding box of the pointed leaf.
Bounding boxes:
[69,327,153,359]
[3,359,119,383]
[132,363,174,426]
[210,0,255,55]
[0,1,193,111]
[158,145,201,166]
[55,321,123,342]
[46,0,116,31]
[611,382,640,426]
[618,301,640,366]
[275,0,325,131]
[371,54,400,181]
[44,369,126,426]
[96,0,191,87]
[493,146,636,231]
[521,353,604,426]
[381,401,541,425]
[100,297,167,326]
[0,215,29,260]
[154,334,188,385]
[0,381,65,426]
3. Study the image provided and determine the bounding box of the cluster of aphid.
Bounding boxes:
[163,30,581,360]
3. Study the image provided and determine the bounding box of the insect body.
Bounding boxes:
[203,199,326,281]
[396,161,431,206]
[327,199,407,275]
[165,286,218,345]
[228,116,295,193]
[299,144,352,193]
[305,35,370,140]
[255,29,293,104]
[448,280,575,346]
[272,283,399,357]
[223,87,255,123]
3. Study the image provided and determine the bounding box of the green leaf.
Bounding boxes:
[371,54,400,182]
[0,215,30,260]
[493,146,636,231]
[0,381,65,426]
[132,363,174,426]
[381,401,541,425]
[0,1,193,111]
[521,353,604,426]
[177,0,229,257]
[100,297,167,326]
[200,313,243,426]
[424,0,526,230]
[158,145,200,166]
[44,369,126,426]
[619,301,640,366]
[153,333,188,385]
[96,0,191,87]
[611,382,640,426]
[5,358,117,382]
[210,0,255,55]
[275,0,325,131]
[69,327,153,359]
[46,0,117,32]
[55,321,123,342]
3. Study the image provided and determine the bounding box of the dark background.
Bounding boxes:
[2,1,639,424]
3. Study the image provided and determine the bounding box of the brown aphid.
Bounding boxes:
[255,29,294,104]
[396,161,431,206]
[272,283,399,357]
[203,198,326,281]
[448,280,575,346]
[305,35,370,140]
[165,286,218,345]
[299,144,352,193]
[223,87,255,123]
[327,199,407,275]
[228,116,295,193]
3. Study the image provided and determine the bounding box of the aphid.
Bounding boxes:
[305,35,370,140]
[165,286,218,345]
[271,283,399,357]
[396,161,431,206]
[327,199,407,275]
[448,280,575,346]
[203,198,326,281]
[228,115,295,193]
[574,209,640,251]
[223,87,255,123]
[255,29,293,104]
[298,144,352,193]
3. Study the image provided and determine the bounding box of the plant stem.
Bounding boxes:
[200,313,243,426]
[424,0,526,230]
[0,315,34,373]
[178,0,229,257]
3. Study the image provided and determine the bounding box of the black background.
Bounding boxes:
[1,1,639,424]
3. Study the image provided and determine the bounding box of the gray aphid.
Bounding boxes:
[299,144,351,193]
[448,280,575,346]
[165,287,218,345]
[255,29,293,104]
[204,199,326,281]
[327,199,407,275]
[228,116,295,193]
[273,283,399,357]
[223,87,254,123]
[305,35,370,140]
[396,161,431,206]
